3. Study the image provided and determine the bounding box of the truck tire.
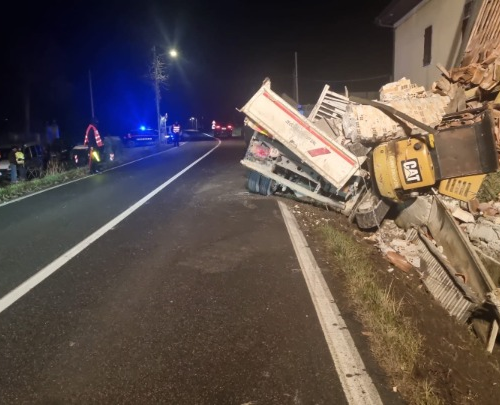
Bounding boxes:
[247,170,277,196]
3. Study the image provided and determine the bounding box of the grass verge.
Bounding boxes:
[0,166,89,203]
[320,225,443,405]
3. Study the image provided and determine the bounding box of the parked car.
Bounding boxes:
[0,146,12,181]
[122,127,159,147]
[0,142,45,182]
[49,138,71,163]
[213,123,233,138]
[70,136,120,168]
[23,142,45,178]
[70,144,90,167]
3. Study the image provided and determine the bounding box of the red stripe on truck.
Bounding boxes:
[308,147,331,157]
[262,91,355,166]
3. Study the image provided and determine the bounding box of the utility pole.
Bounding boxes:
[89,70,95,121]
[294,51,299,104]
[153,46,162,144]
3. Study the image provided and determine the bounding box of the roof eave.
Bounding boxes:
[375,0,428,27]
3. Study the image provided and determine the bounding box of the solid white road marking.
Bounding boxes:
[0,143,220,314]
[278,201,383,405]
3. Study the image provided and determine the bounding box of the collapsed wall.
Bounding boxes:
[342,78,450,143]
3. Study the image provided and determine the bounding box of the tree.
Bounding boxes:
[149,46,170,144]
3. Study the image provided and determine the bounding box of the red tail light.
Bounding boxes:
[251,144,270,159]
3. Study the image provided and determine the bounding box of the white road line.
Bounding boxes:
[0,143,220,314]
[278,201,383,405]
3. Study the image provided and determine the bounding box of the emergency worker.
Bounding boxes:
[15,146,26,181]
[172,122,181,147]
[84,123,104,173]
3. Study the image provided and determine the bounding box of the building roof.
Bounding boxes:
[375,0,426,27]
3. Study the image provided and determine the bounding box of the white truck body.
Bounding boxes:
[239,79,364,190]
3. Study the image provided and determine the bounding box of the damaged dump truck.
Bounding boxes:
[239,78,499,230]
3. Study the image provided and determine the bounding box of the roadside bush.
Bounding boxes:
[45,159,67,176]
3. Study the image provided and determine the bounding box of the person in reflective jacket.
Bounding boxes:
[15,147,26,180]
[84,123,104,173]
[172,122,181,147]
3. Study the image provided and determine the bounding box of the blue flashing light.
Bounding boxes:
[139,125,146,131]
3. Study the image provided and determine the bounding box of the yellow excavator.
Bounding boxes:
[361,99,498,205]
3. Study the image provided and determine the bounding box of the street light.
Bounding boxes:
[189,116,198,130]
[152,46,178,144]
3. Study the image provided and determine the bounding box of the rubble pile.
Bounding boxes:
[386,194,500,263]
[366,77,500,273]
[342,78,450,143]
[379,40,500,263]
[338,74,500,265]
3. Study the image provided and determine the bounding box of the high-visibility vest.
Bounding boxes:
[173,125,180,134]
[84,124,104,147]
[15,150,25,165]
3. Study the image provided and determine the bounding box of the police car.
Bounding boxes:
[122,126,159,147]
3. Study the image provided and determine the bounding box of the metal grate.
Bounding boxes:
[407,228,477,323]
[308,85,350,122]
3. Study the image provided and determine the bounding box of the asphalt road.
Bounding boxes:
[0,134,397,404]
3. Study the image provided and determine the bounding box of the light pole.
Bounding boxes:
[151,46,178,144]
[153,46,160,144]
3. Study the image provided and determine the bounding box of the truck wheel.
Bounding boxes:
[247,170,277,196]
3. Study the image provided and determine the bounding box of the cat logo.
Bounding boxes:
[402,159,422,184]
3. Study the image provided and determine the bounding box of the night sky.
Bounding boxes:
[0,0,393,144]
